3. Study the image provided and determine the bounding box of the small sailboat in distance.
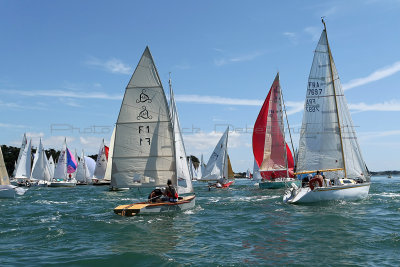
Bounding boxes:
[253,73,300,189]
[49,138,77,187]
[284,19,371,203]
[202,127,235,189]
[113,47,195,216]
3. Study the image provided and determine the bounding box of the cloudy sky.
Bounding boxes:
[1,0,399,171]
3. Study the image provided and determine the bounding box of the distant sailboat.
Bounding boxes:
[30,138,51,186]
[48,155,55,180]
[252,159,262,182]
[92,139,109,185]
[203,127,235,188]
[284,20,371,203]
[76,150,91,185]
[0,146,27,198]
[14,138,32,183]
[104,128,116,186]
[112,47,195,216]
[49,138,77,187]
[253,73,300,189]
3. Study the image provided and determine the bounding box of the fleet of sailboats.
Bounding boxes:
[0,21,374,212]
[283,19,371,203]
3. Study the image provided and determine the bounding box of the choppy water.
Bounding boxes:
[0,176,399,266]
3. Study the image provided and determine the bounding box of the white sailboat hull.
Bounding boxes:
[283,182,370,204]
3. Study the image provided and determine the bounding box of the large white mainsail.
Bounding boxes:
[203,128,229,181]
[169,78,193,194]
[111,47,176,189]
[94,139,107,180]
[0,146,10,185]
[296,26,368,181]
[14,139,32,179]
[53,138,67,179]
[103,128,115,182]
[31,138,51,181]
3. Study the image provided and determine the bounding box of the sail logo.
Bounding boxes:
[137,106,152,120]
[136,89,152,103]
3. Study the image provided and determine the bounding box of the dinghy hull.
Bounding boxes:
[48,181,76,187]
[283,183,370,204]
[114,195,196,216]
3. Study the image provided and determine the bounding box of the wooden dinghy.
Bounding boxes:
[114,195,196,216]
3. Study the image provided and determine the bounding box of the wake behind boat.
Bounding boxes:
[112,47,195,216]
[283,19,370,204]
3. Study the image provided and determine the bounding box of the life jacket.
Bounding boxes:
[166,185,178,199]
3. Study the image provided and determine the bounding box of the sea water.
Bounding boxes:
[0,176,399,266]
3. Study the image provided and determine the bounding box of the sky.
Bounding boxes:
[0,0,399,172]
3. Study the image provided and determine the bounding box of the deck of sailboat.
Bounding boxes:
[114,195,196,216]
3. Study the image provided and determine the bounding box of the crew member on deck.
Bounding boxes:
[164,179,178,202]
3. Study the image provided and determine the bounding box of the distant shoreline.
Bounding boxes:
[370,171,400,176]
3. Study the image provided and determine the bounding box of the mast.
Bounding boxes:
[322,18,347,178]
[169,72,179,183]
[278,73,291,177]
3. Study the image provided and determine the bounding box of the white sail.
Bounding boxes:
[188,157,194,180]
[203,128,229,181]
[84,156,95,177]
[14,139,32,179]
[94,139,107,180]
[111,47,176,189]
[13,133,27,177]
[0,146,10,185]
[48,155,55,179]
[31,145,39,176]
[54,139,67,179]
[76,150,91,183]
[200,154,205,179]
[296,29,368,180]
[170,80,193,194]
[104,128,115,182]
[31,138,51,181]
[252,159,262,181]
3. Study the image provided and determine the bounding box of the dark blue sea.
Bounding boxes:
[0,176,399,266]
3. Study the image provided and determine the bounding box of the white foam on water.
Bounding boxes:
[35,200,68,205]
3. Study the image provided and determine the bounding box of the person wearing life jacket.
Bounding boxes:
[148,188,163,203]
[164,179,178,202]
[309,171,324,190]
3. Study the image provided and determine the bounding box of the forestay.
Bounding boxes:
[296,30,368,180]
[111,47,176,189]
